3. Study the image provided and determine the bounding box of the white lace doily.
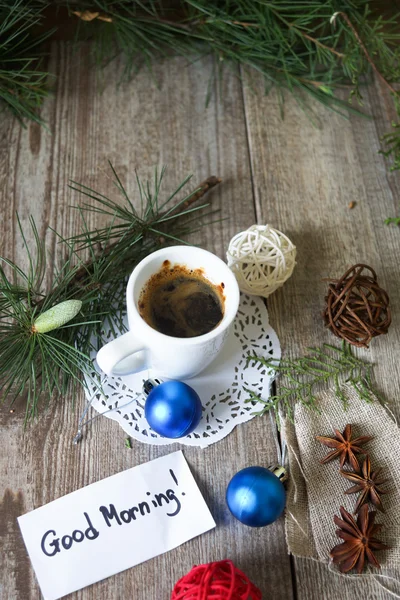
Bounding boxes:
[84,294,280,448]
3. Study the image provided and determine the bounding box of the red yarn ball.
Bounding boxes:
[171,560,262,600]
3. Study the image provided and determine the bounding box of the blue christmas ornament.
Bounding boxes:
[226,466,286,527]
[143,379,203,439]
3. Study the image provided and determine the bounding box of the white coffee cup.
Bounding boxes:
[96,246,240,379]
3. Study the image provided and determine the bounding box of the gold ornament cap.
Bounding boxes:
[268,464,288,483]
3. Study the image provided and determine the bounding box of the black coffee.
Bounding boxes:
[138,261,225,338]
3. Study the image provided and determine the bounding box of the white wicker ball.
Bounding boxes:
[226,224,296,298]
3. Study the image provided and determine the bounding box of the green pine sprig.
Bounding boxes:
[381,105,400,223]
[0,164,221,421]
[71,1,400,120]
[2,0,400,133]
[245,342,381,424]
[0,0,54,125]
[385,215,400,227]
[381,120,400,175]
[2,0,400,178]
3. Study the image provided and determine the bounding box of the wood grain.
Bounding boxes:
[0,44,293,600]
[2,38,400,600]
[242,71,400,598]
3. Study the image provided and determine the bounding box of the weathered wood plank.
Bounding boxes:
[0,43,294,599]
[242,73,400,598]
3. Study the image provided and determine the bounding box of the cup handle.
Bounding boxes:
[96,332,148,376]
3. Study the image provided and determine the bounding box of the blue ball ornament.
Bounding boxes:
[226,466,286,527]
[144,380,203,439]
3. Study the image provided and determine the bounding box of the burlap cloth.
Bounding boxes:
[281,387,400,588]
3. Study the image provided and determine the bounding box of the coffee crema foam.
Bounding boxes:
[138,261,225,338]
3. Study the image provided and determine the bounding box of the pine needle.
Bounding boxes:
[245,341,381,424]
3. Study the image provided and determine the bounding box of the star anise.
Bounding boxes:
[340,456,388,514]
[330,504,388,573]
[316,424,373,470]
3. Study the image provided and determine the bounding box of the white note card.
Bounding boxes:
[18,451,215,600]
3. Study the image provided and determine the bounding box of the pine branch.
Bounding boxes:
[0,165,221,421]
[385,216,400,226]
[3,0,400,137]
[0,0,53,125]
[381,120,400,176]
[245,342,381,424]
[37,171,221,308]
[67,0,400,133]
[331,11,398,97]
[331,10,400,176]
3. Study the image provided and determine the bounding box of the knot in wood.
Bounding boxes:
[324,264,391,348]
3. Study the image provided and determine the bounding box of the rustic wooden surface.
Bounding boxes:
[1,42,400,599]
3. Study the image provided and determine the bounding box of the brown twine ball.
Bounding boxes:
[323,264,391,348]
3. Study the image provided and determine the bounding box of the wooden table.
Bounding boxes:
[1,43,400,600]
